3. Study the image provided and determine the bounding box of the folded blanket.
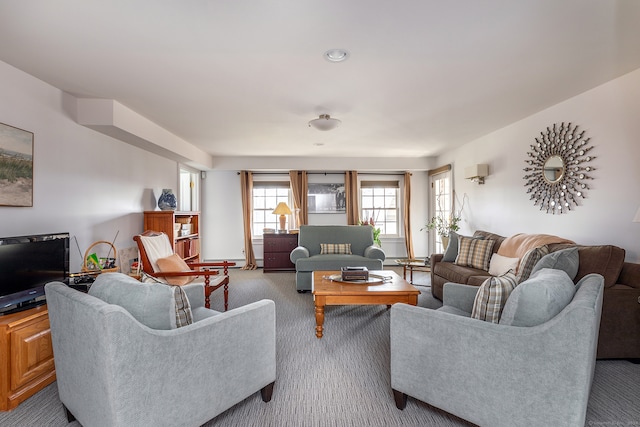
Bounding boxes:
[497,233,575,259]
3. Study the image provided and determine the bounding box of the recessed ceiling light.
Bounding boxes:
[313,142,325,146]
[324,49,349,63]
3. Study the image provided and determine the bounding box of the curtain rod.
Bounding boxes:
[237,171,409,176]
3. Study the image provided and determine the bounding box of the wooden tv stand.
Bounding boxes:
[0,305,56,411]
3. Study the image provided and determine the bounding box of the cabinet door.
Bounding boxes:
[10,318,55,391]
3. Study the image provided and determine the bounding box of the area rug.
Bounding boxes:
[1,268,638,426]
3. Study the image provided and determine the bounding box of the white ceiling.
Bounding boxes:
[1,0,640,159]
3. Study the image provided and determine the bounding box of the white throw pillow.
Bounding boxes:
[488,253,520,276]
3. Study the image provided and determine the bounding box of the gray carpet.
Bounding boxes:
[1,268,638,426]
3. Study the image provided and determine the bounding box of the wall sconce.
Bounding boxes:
[465,164,489,184]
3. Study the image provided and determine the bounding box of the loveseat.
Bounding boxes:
[430,230,640,360]
[290,225,385,291]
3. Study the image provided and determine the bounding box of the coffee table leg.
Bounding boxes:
[315,304,325,338]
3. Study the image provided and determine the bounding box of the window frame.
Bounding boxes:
[359,179,401,237]
[251,180,292,238]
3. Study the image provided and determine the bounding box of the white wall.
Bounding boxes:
[437,68,640,262]
[0,61,180,272]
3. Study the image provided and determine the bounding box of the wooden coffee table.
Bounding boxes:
[312,270,420,338]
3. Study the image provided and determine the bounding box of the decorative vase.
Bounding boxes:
[158,189,177,211]
[441,236,450,251]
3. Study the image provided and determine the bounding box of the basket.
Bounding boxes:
[82,240,119,273]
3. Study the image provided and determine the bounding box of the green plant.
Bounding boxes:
[421,214,461,238]
[359,217,382,247]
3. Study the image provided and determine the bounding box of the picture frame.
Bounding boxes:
[0,122,34,207]
[308,183,346,214]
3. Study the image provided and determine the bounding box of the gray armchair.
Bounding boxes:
[390,272,604,427]
[45,273,276,427]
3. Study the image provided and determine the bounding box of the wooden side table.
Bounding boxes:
[394,259,431,284]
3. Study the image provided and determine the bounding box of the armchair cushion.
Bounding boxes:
[500,268,576,327]
[320,243,352,254]
[530,247,579,280]
[156,253,196,286]
[89,272,194,330]
[471,271,518,323]
[455,236,495,270]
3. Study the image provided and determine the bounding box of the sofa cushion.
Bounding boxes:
[443,232,485,262]
[488,253,519,276]
[89,272,192,330]
[499,268,576,327]
[295,254,382,272]
[432,261,489,285]
[516,245,549,283]
[156,253,196,286]
[530,247,579,281]
[455,236,495,271]
[320,243,352,255]
[471,271,518,323]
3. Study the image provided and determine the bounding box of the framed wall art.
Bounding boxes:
[308,183,346,213]
[0,122,33,207]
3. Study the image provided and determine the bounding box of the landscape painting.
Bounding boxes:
[0,123,33,207]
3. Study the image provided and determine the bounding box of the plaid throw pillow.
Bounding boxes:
[320,243,352,255]
[455,236,495,271]
[471,271,518,323]
[173,286,193,328]
[516,245,550,283]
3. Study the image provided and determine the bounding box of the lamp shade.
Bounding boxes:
[633,207,640,223]
[308,114,341,131]
[272,202,292,216]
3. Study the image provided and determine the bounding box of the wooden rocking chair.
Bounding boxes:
[133,230,235,311]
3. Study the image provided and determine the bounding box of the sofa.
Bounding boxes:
[45,273,276,426]
[290,225,386,291]
[430,230,640,360]
[391,271,604,427]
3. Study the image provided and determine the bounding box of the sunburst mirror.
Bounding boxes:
[523,122,595,214]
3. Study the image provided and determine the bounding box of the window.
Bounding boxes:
[360,180,399,235]
[252,181,291,236]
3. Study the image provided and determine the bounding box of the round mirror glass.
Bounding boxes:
[543,155,564,183]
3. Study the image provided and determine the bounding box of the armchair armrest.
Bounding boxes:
[364,245,385,261]
[290,246,309,263]
[442,282,479,313]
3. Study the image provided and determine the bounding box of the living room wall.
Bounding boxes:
[437,67,640,262]
[0,60,179,272]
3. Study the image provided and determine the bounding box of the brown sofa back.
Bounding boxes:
[548,243,625,288]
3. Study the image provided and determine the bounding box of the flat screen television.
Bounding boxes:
[0,232,69,315]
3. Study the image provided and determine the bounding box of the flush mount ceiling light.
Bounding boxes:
[308,114,341,131]
[324,48,349,62]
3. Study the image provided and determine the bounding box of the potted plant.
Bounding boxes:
[359,215,382,247]
[421,214,461,250]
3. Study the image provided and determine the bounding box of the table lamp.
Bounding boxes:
[272,202,292,233]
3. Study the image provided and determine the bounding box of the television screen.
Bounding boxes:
[0,232,69,314]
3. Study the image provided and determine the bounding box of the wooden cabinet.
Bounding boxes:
[144,211,201,264]
[0,306,56,411]
[263,233,298,272]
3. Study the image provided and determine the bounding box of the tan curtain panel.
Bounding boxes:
[403,172,414,259]
[289,170,308,227]
[345,171,359,225]
[239,171,257,270]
